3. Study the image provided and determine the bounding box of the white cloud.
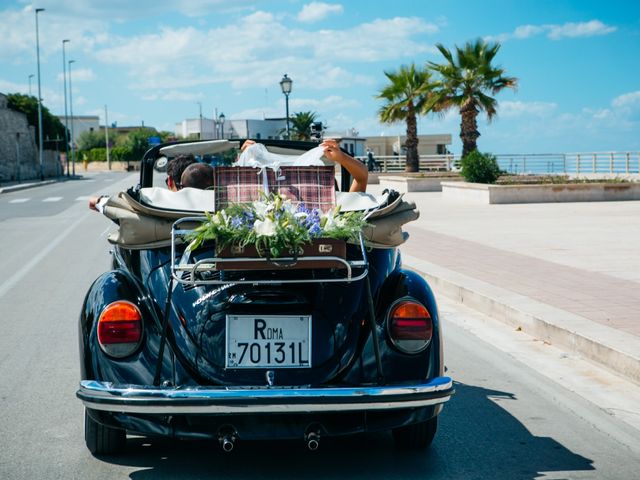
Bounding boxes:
[499,100,558,117]
[93,13,438,92]
[611,91,640,109]
[297,2,343,23]
[0,4,110,60]
[488,19,616,43]
[547,20,616,40]
[142,90,204,102]
[13,0,257,21]
[57,67,96,82]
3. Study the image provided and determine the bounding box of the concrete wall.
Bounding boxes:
[365,133,452,157]
[442,181,640,204]
[0,94,62,182]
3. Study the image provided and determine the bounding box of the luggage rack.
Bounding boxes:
[170,217,369,285]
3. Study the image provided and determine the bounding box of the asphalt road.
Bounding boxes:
[0,173,638,480]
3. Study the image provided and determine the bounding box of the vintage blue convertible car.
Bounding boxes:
[76,139,453,454]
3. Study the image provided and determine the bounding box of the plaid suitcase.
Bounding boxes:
[213,165,336,212]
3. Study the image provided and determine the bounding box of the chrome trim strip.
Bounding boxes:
[170,218,369,285]
[78,378,453,414]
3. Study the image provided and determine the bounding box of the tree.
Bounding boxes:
[428,39,518,157]
[6,93,67,150]
[289,111,318,141]
[376,63,437,172]
[77,130,105,151]
[125,127,159,160]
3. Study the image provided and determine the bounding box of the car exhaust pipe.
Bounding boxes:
[218,427,237,452]
[305,431,320,451]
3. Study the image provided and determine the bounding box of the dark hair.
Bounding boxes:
[166,154,196,185]
[180,163,214,189]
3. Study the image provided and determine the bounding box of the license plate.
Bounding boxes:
[226,315,311,368]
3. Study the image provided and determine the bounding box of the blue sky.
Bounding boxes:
[1,0,639,154]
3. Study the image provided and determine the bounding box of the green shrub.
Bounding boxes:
[110,145,134,161]
[460,150,502,184]
[85,148,107,162]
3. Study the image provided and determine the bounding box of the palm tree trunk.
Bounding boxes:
[460,100,480,157]
[405,111,419,172]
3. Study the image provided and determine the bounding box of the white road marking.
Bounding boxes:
[0,211,91,300]
[75,196,91,201]
[9,198,30,203]
[42,197,63,202]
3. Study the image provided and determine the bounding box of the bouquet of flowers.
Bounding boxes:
[186,193,368,258]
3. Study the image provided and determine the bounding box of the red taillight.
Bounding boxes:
[387,300,433,353]
[97,301,142,358]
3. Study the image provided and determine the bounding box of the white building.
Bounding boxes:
[56,115,99,147]
[175,117,287,140]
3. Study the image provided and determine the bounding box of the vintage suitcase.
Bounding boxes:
[213,166,336,212]
[214,238,346,271]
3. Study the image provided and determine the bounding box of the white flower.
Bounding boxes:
[253,201,269,217]
[254,218,277,236]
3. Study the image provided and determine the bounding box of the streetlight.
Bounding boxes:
[62,39,70,177]
[28,74,34,95]
[218,112,225,139]
[35,7,45,180]
[68,59,76,176]
[196,102,203,140]
[279,74,293,140]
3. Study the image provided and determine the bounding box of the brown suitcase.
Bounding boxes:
[215,238,346,270]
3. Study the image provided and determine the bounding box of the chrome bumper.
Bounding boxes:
[77,377,453,414]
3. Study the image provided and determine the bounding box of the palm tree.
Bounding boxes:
[376,63,436,172]
[289,111,318,141]
[429,39,517,157]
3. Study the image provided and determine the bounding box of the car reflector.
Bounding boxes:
[97,301,143,358]
[387,300,432,354]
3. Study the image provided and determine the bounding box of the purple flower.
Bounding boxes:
[230,216,244,229]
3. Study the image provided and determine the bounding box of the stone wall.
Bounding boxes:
[0,93,63,183]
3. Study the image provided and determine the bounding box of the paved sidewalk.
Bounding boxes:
[371,187,640,385]
[0,178,60,194]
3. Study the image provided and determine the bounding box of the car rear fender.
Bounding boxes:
[78,269,168,382]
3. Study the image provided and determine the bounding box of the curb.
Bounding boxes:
[0,180,58,194]
[402,253,640,386]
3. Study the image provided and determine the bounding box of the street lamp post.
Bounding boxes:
[35,7,45,180]
[68,59,76,176]
[62,39,70,177]
[219,112,225,139]
[104,104,110,170]
[197,102,203,140]
[279,74,293,140]
[28,74,34,95]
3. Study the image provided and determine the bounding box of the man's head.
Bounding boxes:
[181,163,214,190]
[166,154,196,191]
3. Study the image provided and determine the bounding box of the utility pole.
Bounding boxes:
[62,39,70,177]
[105,105,111,170]
[68,59,76,176]
[35,8,45,180]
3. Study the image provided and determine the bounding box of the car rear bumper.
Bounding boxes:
[77,377,453,414]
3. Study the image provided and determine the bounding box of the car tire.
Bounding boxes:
[392,416,438,450]
[84,408,126,455]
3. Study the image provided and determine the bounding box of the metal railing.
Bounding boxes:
[357,152,640,175]
[356,155,455,172]
[494,152,640,175]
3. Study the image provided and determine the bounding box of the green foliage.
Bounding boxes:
[289,111,318,141]
[460,150,502,184]
[6,93,67,149]
[85,148,107,162]
[124,127,159,160]
[77,130,105,151]
[376,64,437,172]
[110,145,133,161]
[186,193,368,258]
[428,38,517,156]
